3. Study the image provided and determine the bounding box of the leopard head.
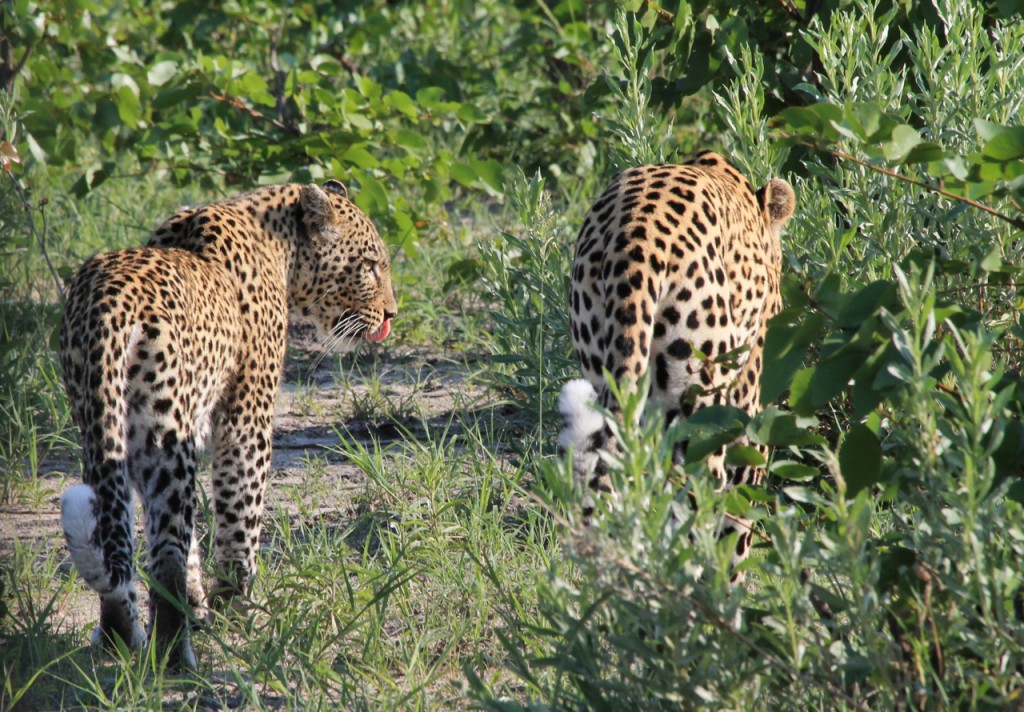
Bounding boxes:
[290,179,397,350]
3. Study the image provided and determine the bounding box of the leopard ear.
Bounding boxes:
[759,178,795,233]
[322,179,347,198]
[300,183,338,230]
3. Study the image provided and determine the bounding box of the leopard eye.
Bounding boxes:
[363,257,379,278]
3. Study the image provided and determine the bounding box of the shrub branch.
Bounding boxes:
[809,141,1024,231]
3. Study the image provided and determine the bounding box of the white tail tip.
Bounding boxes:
[557,379,603,452]
[61,483,110,593]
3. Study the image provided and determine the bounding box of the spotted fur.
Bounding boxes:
[60,180,397,668]
[560,152,795,564]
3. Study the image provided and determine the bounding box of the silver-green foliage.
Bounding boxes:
[476,169,577,440]
[795,0,1024,277]
[469,2,1024,709]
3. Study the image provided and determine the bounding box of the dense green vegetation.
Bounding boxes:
[3,0,1024,708]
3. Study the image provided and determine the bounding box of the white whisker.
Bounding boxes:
[304,311,370,377]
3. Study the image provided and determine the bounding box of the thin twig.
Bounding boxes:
[0,12,37,93]
[268,14,294,132]
[798,139,1024,231]
[5,170,64,302]
[642,0,675,25]
[776,0,802,22]
[208,90,299,136]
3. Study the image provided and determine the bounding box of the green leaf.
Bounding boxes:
[882,124,923,162]
[352,173,388,215]
[725,444,766,468]
[111,72,140,98]
[71,161,116,198]
[807,343,870,407]
[385,90,419,120]
[341,145,380,169]
[774,103,843,142]
[416,86,459,112]
[357,75,383,101]
[839,424,882,496]
[470,158,505,193]
[940,155,969,180]
[761,310,825,404]
[982,126,1024,162]
[975,118,1008,142]
[782,486,827,505]
[345,111,374,132]
[25,132,46,163]
[393,129,427,151]
[671,404,748,462]
[903,141,945,164]
[835,280,898,328]
[770,461,820,482]
[843,101,886,141]
[456,104,488,123]
[981,246,1004,272]
[787,367,815,416]
[750,408,824,447]
[115,85,142,124]
[451,162,477,189]
[814,271,844,319]
[153,84,199,110]
[309,54,342,72]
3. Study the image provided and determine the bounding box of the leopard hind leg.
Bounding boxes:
[130,420,202,671]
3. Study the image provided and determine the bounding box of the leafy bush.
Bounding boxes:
[470,2,1024,709]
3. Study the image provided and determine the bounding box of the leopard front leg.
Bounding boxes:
[207,409,273,611]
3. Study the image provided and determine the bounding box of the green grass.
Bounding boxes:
[2,373,556,709]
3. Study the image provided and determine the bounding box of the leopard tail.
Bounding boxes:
[60,276,143,598]
[557,379,612,520]
[60,483,113,592]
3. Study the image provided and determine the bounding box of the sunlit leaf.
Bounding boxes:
[147,60,178,87]
[882,124,923,162]
[451,162,477,189]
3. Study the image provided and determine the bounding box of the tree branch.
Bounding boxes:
[208,91,299,135]
[799,139,1024,231]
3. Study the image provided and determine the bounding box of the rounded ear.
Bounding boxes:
[322,179,347,197]
[759,178,795,232]
[300,183,338,229]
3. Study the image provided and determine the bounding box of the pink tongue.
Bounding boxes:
[366,318,391,342]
